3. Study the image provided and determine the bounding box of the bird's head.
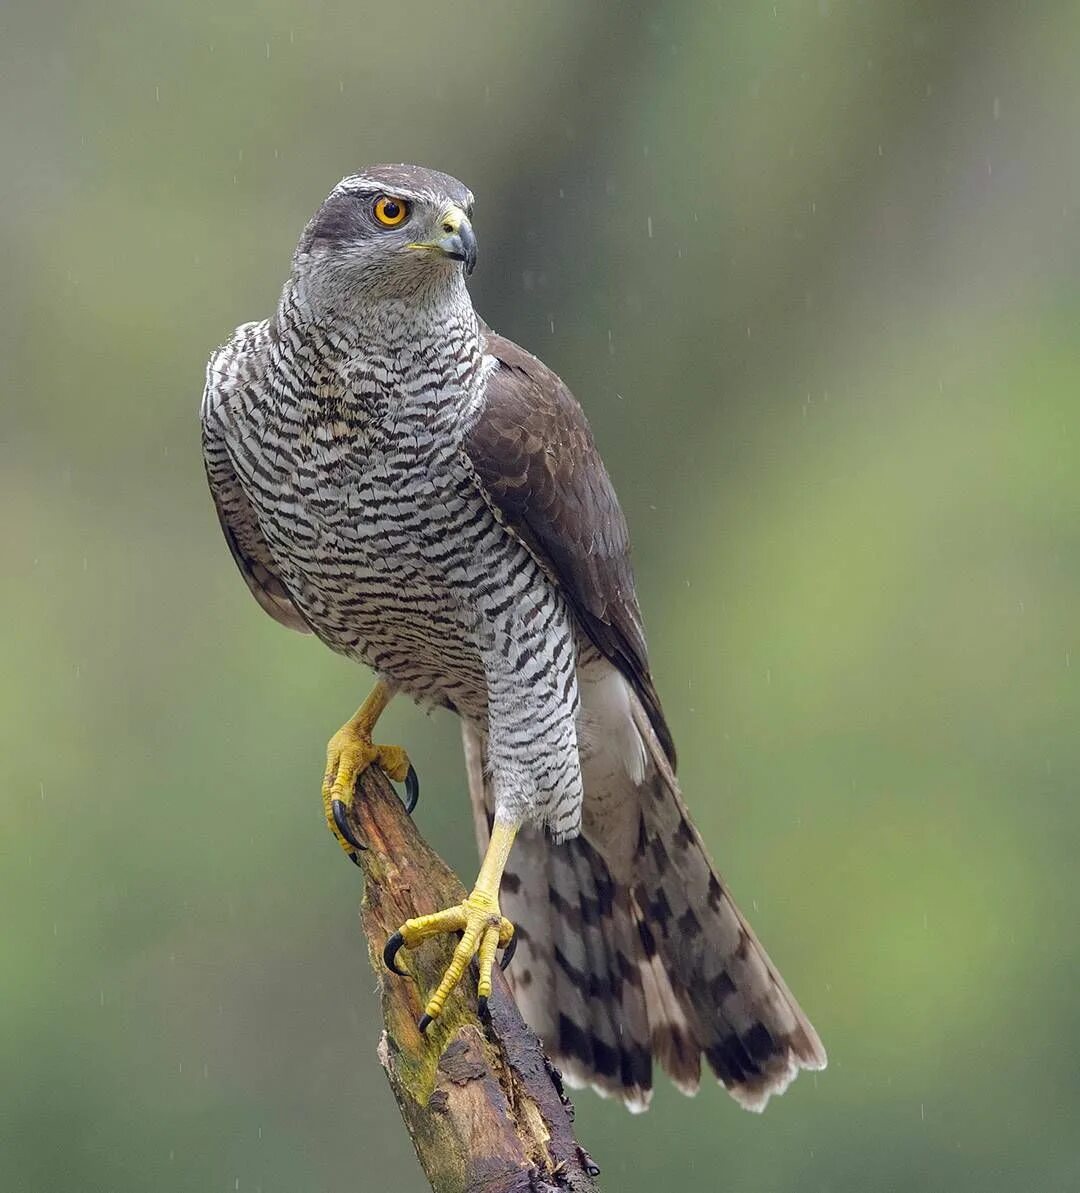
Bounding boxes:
[294,164,477,304]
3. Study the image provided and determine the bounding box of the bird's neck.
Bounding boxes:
[275,273,483,406]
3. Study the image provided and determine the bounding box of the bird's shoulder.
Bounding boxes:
[470,322,627,551]
[200,319,273,427]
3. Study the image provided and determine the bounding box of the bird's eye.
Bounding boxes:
[373,196,409,227]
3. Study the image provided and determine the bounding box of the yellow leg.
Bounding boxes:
[385,819,518,1028]
[322,681,413,855]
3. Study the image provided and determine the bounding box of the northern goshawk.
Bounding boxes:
[201,164,825,1111]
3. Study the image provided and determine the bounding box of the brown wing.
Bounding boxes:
[467,324,675,766]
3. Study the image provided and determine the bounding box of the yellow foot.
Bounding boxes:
[322,722,417,856]
[383,891,516,1028]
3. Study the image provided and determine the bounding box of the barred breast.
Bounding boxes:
[203,286,584,833]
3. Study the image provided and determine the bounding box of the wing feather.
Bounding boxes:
[201,373,311,635]
[467,324,674,765]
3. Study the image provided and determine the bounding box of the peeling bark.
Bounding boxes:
[345,768,601,1193]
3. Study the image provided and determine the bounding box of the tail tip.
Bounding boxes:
[725,1037,828,1113]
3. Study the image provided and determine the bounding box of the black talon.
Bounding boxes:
[417,1013,433,1033]
[499,932,518,972]
[332,798,365,851]
[348,851,362,868]
[403,765,420,814]
[383,931,409,977]
[477,995,489,1020]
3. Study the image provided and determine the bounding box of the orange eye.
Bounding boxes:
[373,195,409,227]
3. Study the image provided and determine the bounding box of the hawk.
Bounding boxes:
[201,164,825,1112]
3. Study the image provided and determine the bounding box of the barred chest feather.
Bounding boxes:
[220,293,554,727]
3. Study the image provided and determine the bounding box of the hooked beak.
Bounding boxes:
[409,205,477,275]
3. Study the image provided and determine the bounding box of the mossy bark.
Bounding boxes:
[346,768,601,1193]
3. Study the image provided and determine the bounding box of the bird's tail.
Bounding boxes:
[626,718,827,1111]
[465,714,826,1112]
[496,826,699,1110]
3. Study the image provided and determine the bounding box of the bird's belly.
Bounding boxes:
[262,458,506,719]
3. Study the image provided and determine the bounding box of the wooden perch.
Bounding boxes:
[343,767,602,1193]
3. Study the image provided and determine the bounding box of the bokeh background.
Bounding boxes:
[4,1,1079,1190]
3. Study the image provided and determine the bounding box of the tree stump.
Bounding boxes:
[344,767,601,1193]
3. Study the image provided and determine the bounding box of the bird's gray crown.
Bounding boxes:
[337,164,473,210]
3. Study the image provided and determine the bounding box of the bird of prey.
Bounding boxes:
[201,164,825,1112]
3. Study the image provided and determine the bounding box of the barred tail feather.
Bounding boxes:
[461,717,826,1113]
[503,829,655,1110]
[629,896,703,1096]
[629,701,827,1111]
[464,724,658,1108]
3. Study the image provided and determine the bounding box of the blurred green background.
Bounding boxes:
[3,1,1079,1190]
